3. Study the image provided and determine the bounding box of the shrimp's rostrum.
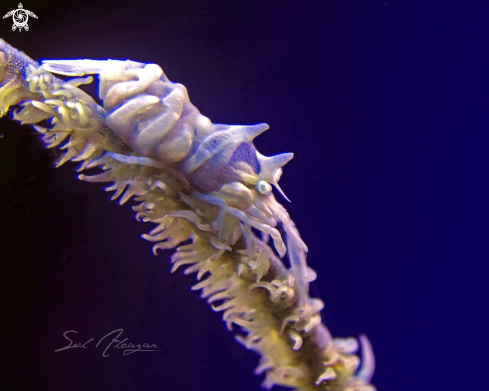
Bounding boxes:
[0,38,376,391]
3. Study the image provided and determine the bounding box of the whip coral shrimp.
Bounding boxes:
[0,38,376,391]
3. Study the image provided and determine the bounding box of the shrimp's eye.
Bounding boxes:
[256,180,272,195]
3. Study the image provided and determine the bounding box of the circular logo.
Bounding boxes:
[12,9,29,29]
[3,3,38,32]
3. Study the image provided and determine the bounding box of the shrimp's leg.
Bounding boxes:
[42,59,163,109]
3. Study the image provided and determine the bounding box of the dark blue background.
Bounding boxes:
[1,1,488,390]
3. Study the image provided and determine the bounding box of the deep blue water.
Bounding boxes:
[1,1,489,390]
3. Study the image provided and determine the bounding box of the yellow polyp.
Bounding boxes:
[44,99,65,107]
[42,73,51,85]
[72,144,99,162]
[27,74,38,84]
[38,74,46,91]
[30,100,56,114]
[52,89,72,98]
[75,102,89,125]
[64,76,94,87]
[260,328,302,372]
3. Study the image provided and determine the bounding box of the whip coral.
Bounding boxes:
[0,38,376,391]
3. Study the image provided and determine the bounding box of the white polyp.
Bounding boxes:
[287,329,303,351]
[303,314,321,333]
[315,368,337,385]
[333,337,359,355]
[237,263,245,277]
[271,284,294,300]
